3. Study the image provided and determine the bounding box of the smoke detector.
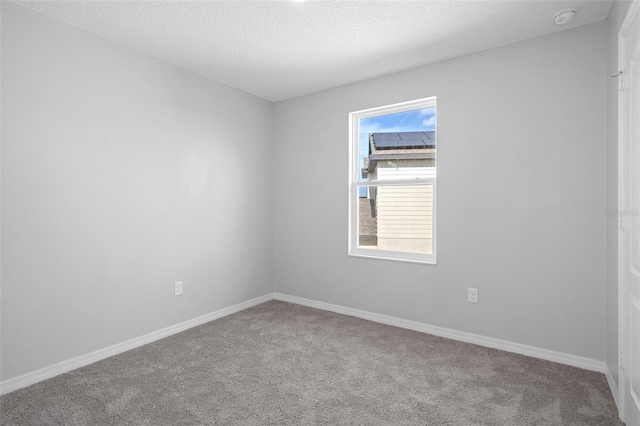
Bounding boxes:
[553,9,576,25]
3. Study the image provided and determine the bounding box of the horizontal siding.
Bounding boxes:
[370,166,436,255]
[377,185,433,241]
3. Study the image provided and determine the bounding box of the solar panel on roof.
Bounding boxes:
[372,132,435,150]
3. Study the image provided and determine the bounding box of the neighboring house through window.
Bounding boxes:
[349,97,436,264]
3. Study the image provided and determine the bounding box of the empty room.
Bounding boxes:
[1,0,639,425]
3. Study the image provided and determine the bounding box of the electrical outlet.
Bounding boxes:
[468,288,478,304]
[174,281,183,296]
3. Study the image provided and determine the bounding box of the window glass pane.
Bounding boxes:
[357,184,434,255]
[358,107,435,183]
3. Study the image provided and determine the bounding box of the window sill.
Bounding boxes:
[348,250,437,266]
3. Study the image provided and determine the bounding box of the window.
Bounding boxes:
[349,97,436,264]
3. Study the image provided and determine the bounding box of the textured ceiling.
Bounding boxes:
[15,1,613,102]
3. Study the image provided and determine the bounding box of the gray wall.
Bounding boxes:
[274,22,608,361]
[605,0,632,388]
[1,3,274,381]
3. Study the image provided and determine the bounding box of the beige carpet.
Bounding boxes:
[0,300,622,425]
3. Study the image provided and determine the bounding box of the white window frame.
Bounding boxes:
[348,97,437,265]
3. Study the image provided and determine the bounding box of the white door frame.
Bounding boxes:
[618,1,640,420]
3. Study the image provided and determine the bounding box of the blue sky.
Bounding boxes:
[358,106,435,182]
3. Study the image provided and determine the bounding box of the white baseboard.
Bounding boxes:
[0,293,274,396]
[274,293,606,373]
[1,291,610,398]
[604,364,619,410]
